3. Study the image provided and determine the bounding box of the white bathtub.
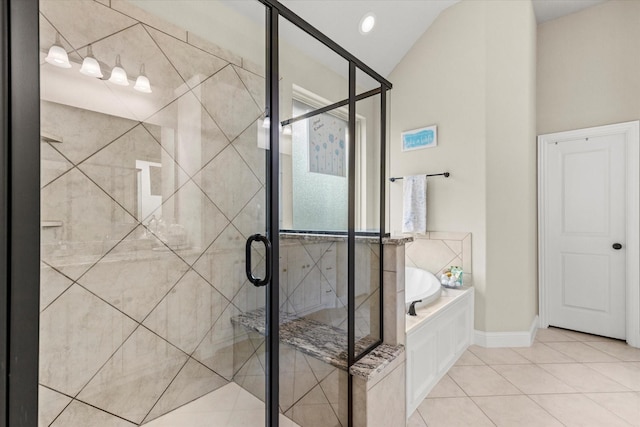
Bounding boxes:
[405,286,475,418]
[405,266,442,306]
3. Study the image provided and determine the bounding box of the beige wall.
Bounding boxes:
[484,1,538,333]
[389,0,537,332]
[537,0,640,135]
[388,0,487,305]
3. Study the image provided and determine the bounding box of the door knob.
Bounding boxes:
[612,243,623,250]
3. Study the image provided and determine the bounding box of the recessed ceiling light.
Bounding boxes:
[359,12,376,35]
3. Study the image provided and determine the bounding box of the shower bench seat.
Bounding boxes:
[232,308,403,380]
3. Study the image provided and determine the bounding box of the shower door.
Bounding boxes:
[4,1,392,426]
[37,1,276,425]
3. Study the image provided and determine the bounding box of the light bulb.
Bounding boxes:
[262,117,270,128]
[283,125,292,135]
[108,55,129,86]
[134,75,152,93]
[79,45,103,78]
[359,13,376,34]
[45,34,71,68]
[133,64,152,93]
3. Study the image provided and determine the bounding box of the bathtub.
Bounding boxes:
[405,284,474,419]
[405,266,442,306]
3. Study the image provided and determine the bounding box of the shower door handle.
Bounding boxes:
[245,234,272,287]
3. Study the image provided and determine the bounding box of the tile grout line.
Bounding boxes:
[426,331,640,426]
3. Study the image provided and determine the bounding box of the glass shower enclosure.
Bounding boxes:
[2,1,391,426]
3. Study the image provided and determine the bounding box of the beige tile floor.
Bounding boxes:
[408,327,640,427]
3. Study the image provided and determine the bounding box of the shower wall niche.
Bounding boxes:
[39,1,267,424]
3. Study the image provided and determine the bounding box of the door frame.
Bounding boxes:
[538,121,640,347]
[2,0,42,425]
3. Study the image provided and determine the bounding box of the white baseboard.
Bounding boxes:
[474,315,539,348]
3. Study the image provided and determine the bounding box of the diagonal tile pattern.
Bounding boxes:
[39,1,270,425]
[38,386,73,427]
[39,284,138,396]
[41,142,73,188]
[77,326,188,424]
[78,225,190,322]
[193,144,262,220]
[39,1,375,426]
[39,262,74,311]
[143,269,228,354]
[40,101,138,165]
[404,232,473,283]
[146,26,228,90]
[50,400,137,427]
[144,382,300,427]
[143,90,230,180]
[143,358,229,423]
[90,24,190,121]
[78,124,189,222]
[40,0,137,51]
[40,167,140,281]
[194,65,262,142]
[409,327,640,426]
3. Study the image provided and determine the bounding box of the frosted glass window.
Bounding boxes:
[292,100,348,231]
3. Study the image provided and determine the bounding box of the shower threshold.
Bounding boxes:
[143,382,299,427]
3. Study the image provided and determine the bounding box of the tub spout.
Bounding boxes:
[408,300,422,316]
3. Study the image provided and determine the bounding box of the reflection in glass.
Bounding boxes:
[39,0,270,425]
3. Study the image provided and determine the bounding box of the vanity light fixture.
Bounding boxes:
[359,12,376,35]
[133,64,152,93]
[108,55,129,86]
[79,44,103,78]
[45,33,72,68]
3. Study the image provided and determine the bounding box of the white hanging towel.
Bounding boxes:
[402,175,427,233]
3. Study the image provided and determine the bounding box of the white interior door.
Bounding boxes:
[544,132,626,339]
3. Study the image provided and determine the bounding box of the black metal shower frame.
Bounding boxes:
[0,0,391,426]
[262,2,391,425]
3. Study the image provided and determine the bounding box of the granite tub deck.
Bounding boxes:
[232,308,404,381]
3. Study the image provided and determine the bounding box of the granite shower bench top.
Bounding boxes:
[232,308,404,382]
[280,232,413,246]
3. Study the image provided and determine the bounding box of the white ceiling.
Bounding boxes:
[277,0,607,78]
[532,0,606,23]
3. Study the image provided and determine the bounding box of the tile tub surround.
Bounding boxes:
[39,0,268,425]
[404,231,472,284]
[409,327,640,427]
[279,234,408,343]
[382,239,413,346]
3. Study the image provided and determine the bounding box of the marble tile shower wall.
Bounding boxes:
[234,340,350,427]
[39,1,267,425]
[279,239,380,341]
[405,232,472,283]
[232,237,380,427]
